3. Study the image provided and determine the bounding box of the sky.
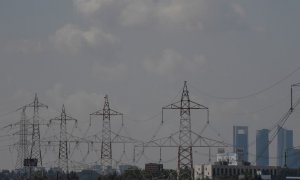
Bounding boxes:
[1,0,300,171]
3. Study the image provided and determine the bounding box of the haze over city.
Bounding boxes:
[1,0,300,178]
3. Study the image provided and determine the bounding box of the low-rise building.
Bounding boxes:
[119,164,138,174]
[145,163,163,177]
[216,152,240,166]
[194,164,281,180]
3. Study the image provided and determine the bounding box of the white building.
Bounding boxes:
[216,152,240,166]
[194,164,280,180]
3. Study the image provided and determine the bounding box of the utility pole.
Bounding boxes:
[291,83,300,111]
[90,95,123,175]
[25,93,48,176]
[15,107,30,179]
[163,81,208,180]
[50,105,77,180]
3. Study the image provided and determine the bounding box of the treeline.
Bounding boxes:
[0,168,177,180]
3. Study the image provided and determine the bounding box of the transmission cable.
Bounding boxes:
[191,66,300,100]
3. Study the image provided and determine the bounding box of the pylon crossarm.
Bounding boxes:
[90,110,103,116]
[189,100,209,109]
[49,117,61,124]
[111,132,139,143]
[66,131,92,143]
[90,109,122,116]
[292,82,300,87]
[135,131,181,147]
[109,109,123,116]
[191,131,232,147]
[65,115,78,121]
[163,100,208,110]
[26,102,48,108]
[163,101,181,109]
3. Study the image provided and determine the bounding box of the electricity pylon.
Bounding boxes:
[50,105,77,179]
[90,95,123,174]
[25,94,48,174]
[134,81,230,180]
[15,107,30,179]
[163,81,208,179]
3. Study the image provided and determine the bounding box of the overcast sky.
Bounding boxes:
[1,0,300,170]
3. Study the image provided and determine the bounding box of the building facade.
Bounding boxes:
[216,152,240,166]
[256,129,269,166]
[287,148,300,169]
[277,126,293,167]
[194,164,281,180]
[233,126,248,162]
[145,163,163,177]
[118,164,138,175]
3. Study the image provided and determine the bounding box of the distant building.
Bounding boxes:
[145,163,163,177]
[287,148,300,169]
[233,126,248,161]
[277,126,293,167]
[194,164,281,180]
[216,152,240,166]
[119,164,138,174]
[90,164,102,174]
[256,129,269,166]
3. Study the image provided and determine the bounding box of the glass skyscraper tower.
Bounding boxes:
[277,126,293,167]
[233,126,248,162]
[256,129,269,166]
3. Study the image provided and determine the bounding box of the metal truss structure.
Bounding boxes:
[135,81,231,180]
[49,105,77,179]
[90,95,123,174]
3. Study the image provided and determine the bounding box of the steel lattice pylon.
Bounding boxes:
[90,95,122,174]
[50,105,77,179]
[163,81,208,180]
[25,94,48,174]
[134,82,231,180]
[178,82,193,179]
[15,107,30,178]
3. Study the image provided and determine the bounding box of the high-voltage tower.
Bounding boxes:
[90,95,123,174]
[163,81,208,179]
[134,81,231,180]
[49,105,77,179]
[25,94,48,173]
[15,107,30,178]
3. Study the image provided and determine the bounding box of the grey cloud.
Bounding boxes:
[51,24,116,54]
[143,49,207,79]
[73,0,114,16]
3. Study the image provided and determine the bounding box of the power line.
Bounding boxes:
[191,66,300,100]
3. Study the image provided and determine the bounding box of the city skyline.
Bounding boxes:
[1,0,300,172]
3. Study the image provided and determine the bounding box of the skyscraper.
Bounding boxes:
[287,148,300,168]
[233,126,248,162]
[256,129,269,166]
[277,126,293,167]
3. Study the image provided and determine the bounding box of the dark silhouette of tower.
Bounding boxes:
[90,95,123,174]
[163,81,208,180]
[15,107,30,179]
[25,94,47,175]
[50,105,77,179]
